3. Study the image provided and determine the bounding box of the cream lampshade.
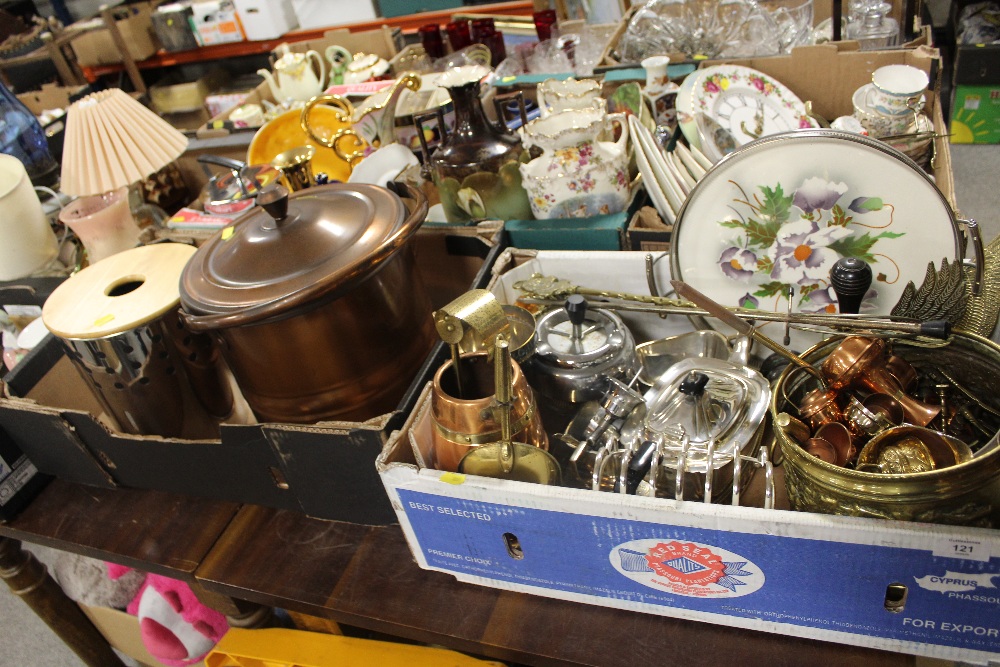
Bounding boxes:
[59,89,189,262]
[60,88,188,197]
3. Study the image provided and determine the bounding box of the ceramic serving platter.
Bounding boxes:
[679,65,818,161]
[671,129,961,351]
[635,123,684,214]
[667,151,697,192]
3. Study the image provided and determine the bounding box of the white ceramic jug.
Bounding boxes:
[0,154,58,280]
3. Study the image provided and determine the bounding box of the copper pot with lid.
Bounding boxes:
[179,181,435,424]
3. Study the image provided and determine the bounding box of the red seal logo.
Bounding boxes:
[645,541,727,587]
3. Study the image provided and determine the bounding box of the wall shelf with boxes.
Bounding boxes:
[75,0,534,84]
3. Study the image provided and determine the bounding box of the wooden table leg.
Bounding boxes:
[0,536,126,667]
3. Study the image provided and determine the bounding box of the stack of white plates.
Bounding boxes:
[628,115,712,225]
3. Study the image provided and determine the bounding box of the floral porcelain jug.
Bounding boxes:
[416,65,532,222]
[519,106,630,219]
[258,43,326,104]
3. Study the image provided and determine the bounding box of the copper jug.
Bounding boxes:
[430,352,548,472]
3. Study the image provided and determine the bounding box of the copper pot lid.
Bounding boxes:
[180,182,426,330]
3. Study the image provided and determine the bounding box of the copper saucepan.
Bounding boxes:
[179,182,435,424]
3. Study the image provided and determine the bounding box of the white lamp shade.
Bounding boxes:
[60,89,189,197]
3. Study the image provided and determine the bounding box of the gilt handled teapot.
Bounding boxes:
[258,43,326,104]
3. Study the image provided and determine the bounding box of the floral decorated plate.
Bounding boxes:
[685,65,818,152]
[671,129,961,350]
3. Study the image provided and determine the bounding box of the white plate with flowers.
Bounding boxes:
[670,129,961,351]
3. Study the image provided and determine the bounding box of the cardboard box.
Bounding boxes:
[0,225,505,525]
[289,0,376,31]
[79,605,205,667]
[707,43,956,211]
[501,189,647,251]
[378,249,1000,663]
[16,83,87,115]
[624,204,671,251]
[150,68,228,114]
[191,0,245,46]
[70,3,160,68]
[310,26,403,64]
[152,3,201,52]
[196,79,272,138]
[233,0,298,41]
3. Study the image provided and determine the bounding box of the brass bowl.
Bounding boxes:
[772,332,1000,527]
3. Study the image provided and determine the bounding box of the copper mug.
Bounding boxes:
[430,352,548,472]
[805,422,855,467]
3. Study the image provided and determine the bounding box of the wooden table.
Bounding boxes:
[1,478,916,667]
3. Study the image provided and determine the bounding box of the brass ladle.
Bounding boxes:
[458,335,561,485]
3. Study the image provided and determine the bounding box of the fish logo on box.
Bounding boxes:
[610,539,764,598]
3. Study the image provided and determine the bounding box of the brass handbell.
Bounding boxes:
[820,336,940,426]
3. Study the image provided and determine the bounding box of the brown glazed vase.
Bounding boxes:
[421,66,533,223]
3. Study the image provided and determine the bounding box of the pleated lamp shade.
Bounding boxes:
[60,89,189,197]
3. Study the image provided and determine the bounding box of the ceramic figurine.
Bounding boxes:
[642,55,680,130]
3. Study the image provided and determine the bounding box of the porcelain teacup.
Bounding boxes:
[343,53,391,84]
[866,64,928,116]
[228,103,265,127]
[853,84,919,137]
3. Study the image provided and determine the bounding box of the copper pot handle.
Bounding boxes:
[181,182,428,332]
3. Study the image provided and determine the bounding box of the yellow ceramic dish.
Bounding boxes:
[246,106,361,183]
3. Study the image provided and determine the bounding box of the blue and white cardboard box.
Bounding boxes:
[377,250,1000,663]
